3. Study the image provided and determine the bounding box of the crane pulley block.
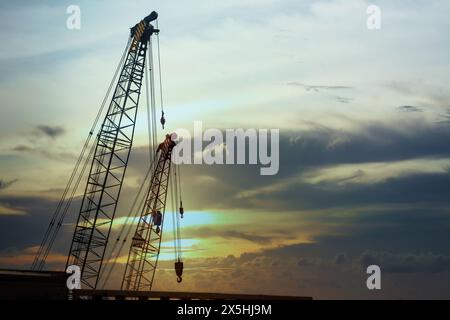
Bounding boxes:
[175,260,183,283]
[130,11,159,51]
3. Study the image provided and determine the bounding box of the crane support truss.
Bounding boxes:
[122,135,176,291]
[67,14,159,289]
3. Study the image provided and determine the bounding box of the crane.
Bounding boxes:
[31,11,184,291]
[122,133,182,291]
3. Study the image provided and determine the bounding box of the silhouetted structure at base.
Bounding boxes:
[0,269,312,300]
[73,289,312,300]
[0,269,68,300]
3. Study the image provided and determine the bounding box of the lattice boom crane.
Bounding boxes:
[122,133,183,291]
[31,11,184,291]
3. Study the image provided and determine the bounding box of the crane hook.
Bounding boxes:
[175,260,183,284]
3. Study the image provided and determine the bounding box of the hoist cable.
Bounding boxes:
[170,166,178,260]
[145,41,154,163]
[171,163,183,261]
[177,165,182,202]
[175,160,183,261]
[155,19,164,114]
[32,39,131,270]
[38,136,98,270]
[149,38,158,147]
[171,187,178,260]
[38,39,131,270]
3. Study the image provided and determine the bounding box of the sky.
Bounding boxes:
[1,0,450,299]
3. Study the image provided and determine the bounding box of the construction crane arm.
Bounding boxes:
[65,12,160,289]
[122,134,183,291]
[32,11,184,291]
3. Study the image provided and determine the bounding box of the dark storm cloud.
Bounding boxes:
[0,192,75,254]
[249,122,450,209]
[259,172,450,212]
[134,120,450,212]
[255,206,450,265]
[283,121,450,169]
[324,208,450,254]
[35,125,65,138]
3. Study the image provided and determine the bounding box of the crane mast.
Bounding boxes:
[122,134,182,291]
[66,12,160,289]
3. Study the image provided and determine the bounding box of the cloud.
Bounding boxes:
[228,120,450,212]
[286,81,352,92]
[301,157,450,186]
[0,204,26,216]
[0,189,78,254]
[360,251,450,274]
[183,226,276,245]
[334,253,347,265]
[143,242,450,299]
[11,144,75,161]
[238,155,450,202]
[333,96,353,104]
[0,0,450,299]
[35,125,65,138]
[436,110,450,124]
[11,145,32,152]
[219,230,275,245]
[398,105,424,113]
[0,245,66,268]
[0,179,24,215]
[0,178,17,190]
[387,81,450,115]
[2,176,450,298]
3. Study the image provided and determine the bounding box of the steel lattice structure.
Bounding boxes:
[122,134,176,291]
[66,12,159,289]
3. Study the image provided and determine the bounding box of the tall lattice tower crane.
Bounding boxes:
[31,11,184,291]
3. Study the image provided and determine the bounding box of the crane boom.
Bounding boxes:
[122,134,182,291]
[66,12,159,289]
